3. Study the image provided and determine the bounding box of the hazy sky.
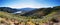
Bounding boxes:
[0,0,60,8]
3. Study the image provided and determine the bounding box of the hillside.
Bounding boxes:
[0,6,60,25]
[21,6,60,18]
[0,11,22,19]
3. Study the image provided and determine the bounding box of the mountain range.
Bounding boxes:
[0,7,36,14]
[0,6,60,19]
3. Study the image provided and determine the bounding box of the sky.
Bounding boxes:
[0,0,60,8]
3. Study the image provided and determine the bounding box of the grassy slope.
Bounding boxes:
[0,11,40,22]
[0,11,60,23]
[0,11,26,21]
[42,11,60,23]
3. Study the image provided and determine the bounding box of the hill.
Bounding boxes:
[0,7,20,13]
[21,6,60,18]
[0,6,60,23]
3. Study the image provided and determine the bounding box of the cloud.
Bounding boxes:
[0,0,55,8]
[7,0,43,8]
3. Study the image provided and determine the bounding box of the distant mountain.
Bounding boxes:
[19,8,36,12]
[0,7,37,14]
[14,8,37,14]
[0,7,19,13]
